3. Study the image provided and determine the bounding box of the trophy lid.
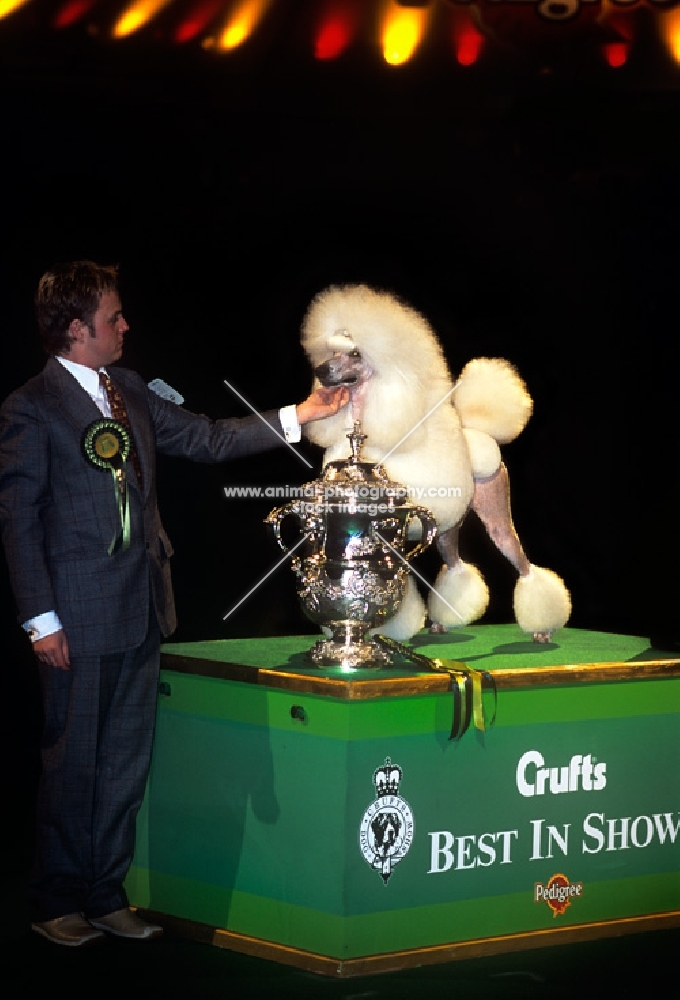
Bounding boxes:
[323,423,388,481]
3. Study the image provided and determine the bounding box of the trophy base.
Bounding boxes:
[307,623,392,670]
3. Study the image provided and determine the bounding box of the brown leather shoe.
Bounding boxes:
[32,913,106,947]
[88,908,163,940]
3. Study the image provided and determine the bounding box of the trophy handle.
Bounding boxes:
[264,504,298,554]
[403,507,437,561]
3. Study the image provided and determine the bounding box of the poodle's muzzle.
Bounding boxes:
[314,350,366,389]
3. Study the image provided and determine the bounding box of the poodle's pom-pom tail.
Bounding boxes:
[370,575,426,641]
[428,561,489,629]
[513,565,572,636]
[455,358,533,444]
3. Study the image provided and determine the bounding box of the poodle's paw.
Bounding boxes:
[428,561,489,629]
[513,565,571,637]
[370,575,426,642]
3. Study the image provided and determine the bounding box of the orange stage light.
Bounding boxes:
[0,0,30,20]
[113,0,172,38]
[214,0,271,52]
[658,6,680,65]
[380,0,430,66]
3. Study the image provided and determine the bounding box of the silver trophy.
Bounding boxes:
[265,422,436,669]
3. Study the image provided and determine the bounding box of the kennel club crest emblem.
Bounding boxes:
[359,758,414,884]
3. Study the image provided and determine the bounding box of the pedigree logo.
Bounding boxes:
[516,750,606,797]
[534,874,584,917]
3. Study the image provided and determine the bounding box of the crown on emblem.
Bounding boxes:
[374,757,402,798]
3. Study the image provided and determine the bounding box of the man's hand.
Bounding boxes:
[33,630,71,670]
[296,386,350,425]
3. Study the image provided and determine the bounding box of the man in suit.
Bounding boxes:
[0,260,348,946]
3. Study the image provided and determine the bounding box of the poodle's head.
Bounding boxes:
[300,283,455,453]
[301,283,451,391]
[312,329,373,389]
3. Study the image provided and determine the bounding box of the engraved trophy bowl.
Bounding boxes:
[265,422,436,669]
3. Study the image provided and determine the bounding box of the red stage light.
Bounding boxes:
[314,2,359,61]
[315,18,352,60]
[456,24,483,66]
[603,41,630,68]
[53,0,96,28]
[174,0,223,43]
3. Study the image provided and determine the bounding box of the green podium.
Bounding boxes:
[126,625,680,976]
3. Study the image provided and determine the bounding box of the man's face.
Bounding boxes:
[79,289,129,369]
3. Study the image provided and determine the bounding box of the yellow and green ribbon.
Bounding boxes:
[374,634,497,741]
[82,420,132,554]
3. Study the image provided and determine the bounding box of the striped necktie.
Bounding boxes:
[99,371,143,488]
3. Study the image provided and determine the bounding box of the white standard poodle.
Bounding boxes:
[300,283,571,643]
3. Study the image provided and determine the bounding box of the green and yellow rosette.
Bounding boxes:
[82,419,132,554]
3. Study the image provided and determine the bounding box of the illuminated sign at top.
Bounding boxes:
[455,0,676,23]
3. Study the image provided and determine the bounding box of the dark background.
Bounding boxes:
[1,0,679,911]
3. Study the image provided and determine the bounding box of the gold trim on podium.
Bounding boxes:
[136,909,680,978]
[160,652,680,698]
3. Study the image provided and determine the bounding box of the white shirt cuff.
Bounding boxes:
[279,405,301,444]
[23,611,63,642]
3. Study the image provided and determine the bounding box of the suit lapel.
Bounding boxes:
[45,358,148,498]
[44,356,103,429]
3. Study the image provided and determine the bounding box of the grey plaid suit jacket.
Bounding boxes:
[0,357,285,655]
